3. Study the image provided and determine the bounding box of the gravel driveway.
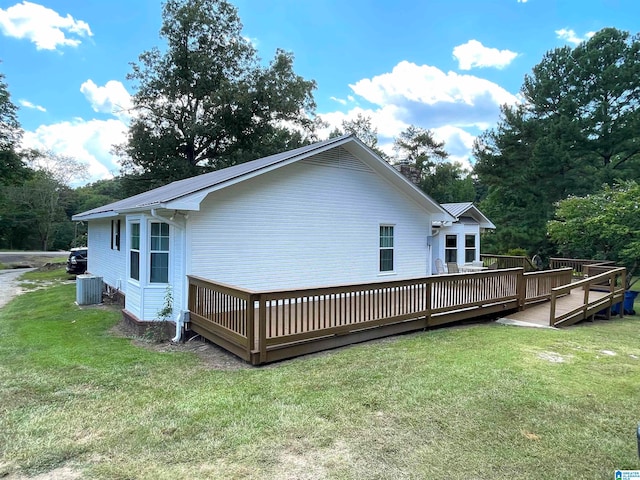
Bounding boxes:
[0,268,35,309]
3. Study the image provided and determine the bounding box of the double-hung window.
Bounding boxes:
[445,235,457,263]
[465,234,476,263]
[379,225,394,272]
[130,223,140,281]
[150,222,169,283]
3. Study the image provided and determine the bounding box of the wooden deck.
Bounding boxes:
[502,290,611,327]
[187,266,626,364]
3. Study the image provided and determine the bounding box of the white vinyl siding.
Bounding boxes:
[86,218,127,292]
[86,147,435,319]
[124,216,185,321]
[433,221,482,273]
[188,151,432,291]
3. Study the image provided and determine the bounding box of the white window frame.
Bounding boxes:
[465,234,477,263]
[379,225,395,273]
[149,222,170,284]
[445,234,457,263]
[129,221,140,281]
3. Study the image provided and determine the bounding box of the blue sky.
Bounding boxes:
[1,0,639,185]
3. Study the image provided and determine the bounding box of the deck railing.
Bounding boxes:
[188,267,579,364]
[187,276,257,360]
[480,254,537,272]
[549,258,616,278]
[523,268,573,305]
[549,267,626,327]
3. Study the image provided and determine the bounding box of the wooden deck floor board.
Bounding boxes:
[504,290,610,326]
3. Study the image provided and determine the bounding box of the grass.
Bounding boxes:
[1,273,640,479]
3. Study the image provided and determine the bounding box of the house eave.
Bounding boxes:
[72,211,119,221]
[74,135,457,223]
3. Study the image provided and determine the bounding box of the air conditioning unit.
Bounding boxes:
[76,275,103,305]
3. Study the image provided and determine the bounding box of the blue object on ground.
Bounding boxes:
[612,290,638,315]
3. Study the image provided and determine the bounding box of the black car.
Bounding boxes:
[66,247,88,274]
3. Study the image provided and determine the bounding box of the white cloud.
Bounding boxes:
[243,36,259,48]
[80,79,133,121]
[517,0,528,3]
[453,40,518,70]
[317,105,409,142]
[555,28,596,46]
[432,126,477,170]
[318,60,519,167]
[0,1,92,50]
[22,118,127,186]
[18,78,134,186]
[329,96,347,106]
[348,61,518,129]
[19,99,46,112]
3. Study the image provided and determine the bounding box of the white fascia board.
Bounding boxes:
[465,206,496,229]
[480,221,496,230]
[72,211,119,221]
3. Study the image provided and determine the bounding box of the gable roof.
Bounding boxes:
[441,202,495,229]
[73,135,455,222]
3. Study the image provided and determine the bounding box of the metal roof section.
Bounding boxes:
[73,134,454,222]
[441,202,496,229]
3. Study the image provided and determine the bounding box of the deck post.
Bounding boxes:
[246,293,258,360]
[258,296,267,364]
[583,284,590,318]
[425,279,432,326]
[549,291,557,327]
[517,268,526,311]
[620,270,627,318]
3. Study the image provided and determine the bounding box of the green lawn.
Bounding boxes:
[1,272,640,479]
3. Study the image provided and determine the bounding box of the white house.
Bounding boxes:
[431,202,495,273]
[73,135,455,335]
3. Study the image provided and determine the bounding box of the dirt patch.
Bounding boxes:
[274,440,355,480]
[537,351,571,363]
[0,252,68,269]
[110,321,250,370]
[3,466,82,480]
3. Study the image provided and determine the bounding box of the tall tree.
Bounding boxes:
[329,113,387,159]
[2,152,86,250]
[421,162,475,204]
[119,0,317,191]
[393,125,448,178]
[548,181,640,286]
[71,178,125,213]
[473,105,550,254]
[0,70,28,185]
[0,69,33,249]
[474,27,640,255]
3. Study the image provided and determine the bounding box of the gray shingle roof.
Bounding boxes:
[73,135,353,220]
